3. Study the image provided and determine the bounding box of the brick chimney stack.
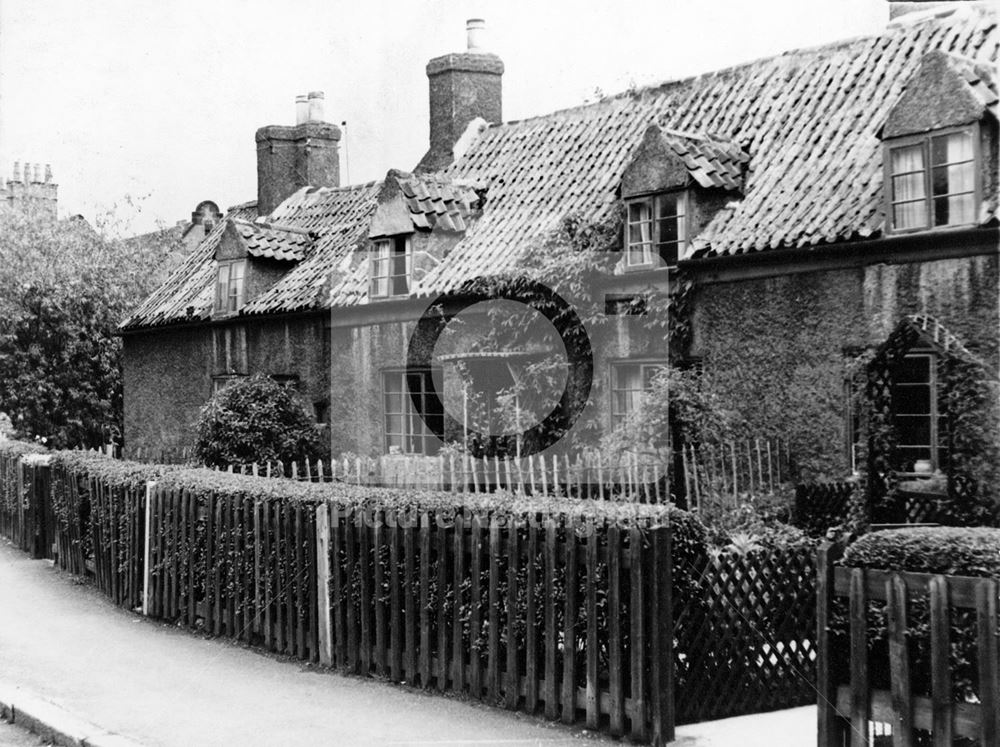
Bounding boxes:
[255,93,341,217]
[417,18,504,172]
[2,161,58,218]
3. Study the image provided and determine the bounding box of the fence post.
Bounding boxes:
[316,502,333,666]
[142,480,157,616]
[649,524,674,745]
[816,540,845,747]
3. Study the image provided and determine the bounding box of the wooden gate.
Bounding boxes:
[817,543,1000,746]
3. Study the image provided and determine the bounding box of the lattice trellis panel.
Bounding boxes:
[674,547,818,724]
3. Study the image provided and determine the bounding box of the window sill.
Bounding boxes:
[884,221,978,238]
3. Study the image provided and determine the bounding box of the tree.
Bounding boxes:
[0,203,178,448]
[195,374,324,467]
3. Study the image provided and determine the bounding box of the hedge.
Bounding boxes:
[834,527,1000,702]
[0,439,48,460]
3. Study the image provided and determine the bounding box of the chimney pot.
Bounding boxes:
[44,164,53,183]
[296,95,309,125]
[12,162,20,183]
[466,18,486,51]
[33,164,42,184]
[307,91,325,123]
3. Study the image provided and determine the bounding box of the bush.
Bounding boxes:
[843,527,1000,577]
[0,439,48,460]
[833,527,1000,704]
[194,375,325,467]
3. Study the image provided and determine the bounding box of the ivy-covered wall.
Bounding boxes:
[688,252,999,481]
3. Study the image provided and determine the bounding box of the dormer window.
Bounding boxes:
[215,260,245,314]
[625,192,686,269]
[887,128,977,232]
[370,235,412,299]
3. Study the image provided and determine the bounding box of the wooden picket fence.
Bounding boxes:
[218,450,669,503]
[6,445,829,744]
[678,438,793,509]
[817,543,1000,746]
[38,457,675,744]
[318,507,674,741]
[0,454,55,559]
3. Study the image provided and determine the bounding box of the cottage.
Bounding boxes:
[121,4,998,490]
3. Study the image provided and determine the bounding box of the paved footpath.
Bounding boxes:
[0,540,813,746]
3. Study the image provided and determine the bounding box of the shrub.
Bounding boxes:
[194,374,325,467]
[0,439,48,460]
[833,527,1000,703]
[843,527,1000,577]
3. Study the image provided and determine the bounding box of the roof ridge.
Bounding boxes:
[486,5,992,132]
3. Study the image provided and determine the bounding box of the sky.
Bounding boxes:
[0,0,891,235]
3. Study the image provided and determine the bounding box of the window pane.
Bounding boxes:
[658,216,679,244]
[932,162,974,197]
[895,355,930,383]
[893,384,930,414]
[896,416,931,447]
[893,202,926,230]
[628,201,650,223]
[386,415,403,436]
[892,171,926,202]
[384,390,403,414]
[891,144,925,175]
[216,265,230,310]
[657,193,680,218]
[934,193,975,226]
[931,131,972,165]
[642,365,664,389]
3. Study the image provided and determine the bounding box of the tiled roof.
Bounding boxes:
[122,6,997,329]
[660,130,750,190]
[944,50,999,113]
[422,4,997,281]
[120,183,380,328]
[227,200,258,222]
[232,220,313,262]
[398,174,483,232]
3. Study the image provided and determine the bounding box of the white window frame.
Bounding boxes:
[885,125,980,234]
[382,368,443,456]
[891,351,946,472]
[610,360,667,429]
[215,259,246,314]
[369,236,412,299]
[625,192,687,269]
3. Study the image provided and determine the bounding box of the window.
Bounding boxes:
[369,236,412,299]
[604,294,648,316]
[610,361,666,428]
[891,352,947,471]
[270,374,300,389]
[382,368,443,455]
[626,192,686,268]
[888,128,976,232]
[212,374,245,395]
[215,260,246,314]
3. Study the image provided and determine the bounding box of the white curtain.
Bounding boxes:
[891,144,926,229]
